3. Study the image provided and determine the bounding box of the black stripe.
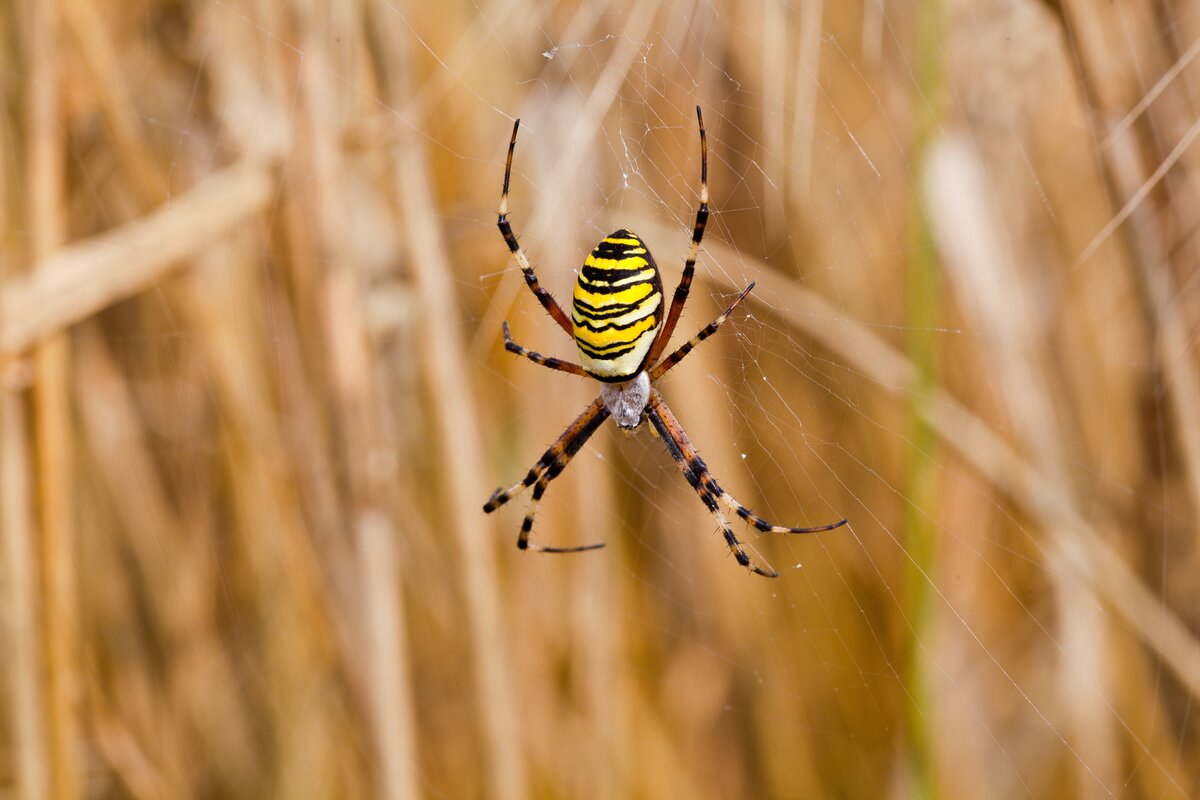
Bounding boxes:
[578,276,654,294]
[576,323,654,347]
[593,241,644,257]
[573,292,661,319]
[581,265,649,283]
[573,313,657,334]
[576,340,639,360]
[573,300,642,319]
[576,333,644,353]
[691,206,708,243]
[575,279,656,296]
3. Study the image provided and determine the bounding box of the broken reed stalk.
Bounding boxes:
[0,161,275,359]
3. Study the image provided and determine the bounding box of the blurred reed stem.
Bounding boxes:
[27,1,81,794]
[904,1,944,796]
[371,2,524,796]
[0,162,275,360]
[3,390,49,800]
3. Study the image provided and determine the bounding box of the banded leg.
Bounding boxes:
[518,468,605,554]
[650,282,754,380]
[648,390,845,575]
[650,389,845,533]
[502,321,588,377]
[645,390,781,578]
[484,397,608,512]
[645,105,710,367]
[710,476,847,534]
[498,119,574,338]
[484,398,610,553]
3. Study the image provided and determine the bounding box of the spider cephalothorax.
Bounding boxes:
[485,107,846,577]
[599,372,650,430]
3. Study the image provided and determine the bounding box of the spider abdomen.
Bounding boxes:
[572,229,664,381]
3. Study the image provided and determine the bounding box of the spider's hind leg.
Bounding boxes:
[697,482,780,578]
[484,397,611,554]
[645,390,783,578]
[483,397,607,513]
[712,480,848,534]
[645,389,845,577]
[518,471,605,554]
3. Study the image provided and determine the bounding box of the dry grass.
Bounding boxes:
[3,0,1200,797]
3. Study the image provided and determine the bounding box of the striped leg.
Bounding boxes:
[650,282,754,380]
[484,397,607,512]
[484,398,611,553]
[645,105,710,367]
[502,321,588,377]
[645,390,781,578]
[647,390,846,576]
[498,119,574,338]
[518,470,605,554]
[653,388,845,533]
[710,477,847,534]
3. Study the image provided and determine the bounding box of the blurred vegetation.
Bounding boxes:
[3,0,1200,798]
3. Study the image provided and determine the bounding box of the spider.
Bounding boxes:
[484,106,846,577]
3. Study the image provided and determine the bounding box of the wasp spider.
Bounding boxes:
[484,107,846,577]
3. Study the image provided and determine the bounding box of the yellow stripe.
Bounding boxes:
[602,236,642,246]
[583,255,649,272]
[574,314,658,351]
[572,293,660,329]
[573,281,656,310]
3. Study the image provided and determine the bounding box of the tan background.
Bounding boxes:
[2,0,1200,797]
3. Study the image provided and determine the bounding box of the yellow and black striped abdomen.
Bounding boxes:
[572,229,664,382]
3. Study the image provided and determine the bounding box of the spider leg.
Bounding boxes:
[501,321,588,377]
[645,389,781,578]
[650,281,754,380]
[708,496,779,578]
[498,119,574,338]
[711,478,848,534]
[518,470,605,554]
[644,105,709,368]
[484,397,610,553]
[483,397,607,512]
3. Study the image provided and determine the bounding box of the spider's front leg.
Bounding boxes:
[644,105,710,368]
[497,119,575,339]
